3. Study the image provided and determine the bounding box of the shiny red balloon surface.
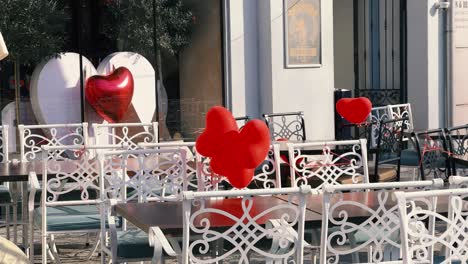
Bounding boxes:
[85,67,134,123]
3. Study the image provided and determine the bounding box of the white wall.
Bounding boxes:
[228,0,335,140]
[227,0,260,119]
[333,0,354,90]
[407,0,444,130]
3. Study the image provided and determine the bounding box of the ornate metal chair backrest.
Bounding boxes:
[414,129,451,180]
[445,124,468,176]
[263,112,306,141]
[36,144,117,263]
[92,122,158,153]
[181,186,310,264]
[0,125,9,163]
[288,139,370,190]
[235,116,250,129]
[367,106,391,149]
[320,179,444,264]
[395,188,468,263]
[373,118,407,181]
[18,123,88,162]
[139,142,204,191]
[140,142,283,191]
[387,103,414,132]
[100,148,188,203]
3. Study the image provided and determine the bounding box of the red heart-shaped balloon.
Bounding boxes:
[336,97,372,124]
[195,106,238,157]
[85,67,134,123]
[210,120,270,189]
[226,167,255,189]
[239,120,271,169]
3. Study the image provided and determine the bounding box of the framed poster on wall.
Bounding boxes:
[284,0,321,68]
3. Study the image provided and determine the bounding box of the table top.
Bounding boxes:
[115,190,452,234]
[114,196,321,233]
[0,161,42,182]
[278,190,450,217]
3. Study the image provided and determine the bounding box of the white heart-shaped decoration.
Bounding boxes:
[30,52,162,127]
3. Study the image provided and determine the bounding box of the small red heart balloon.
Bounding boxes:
[195,106,238,157]
[85,67,134,123]
[336,97,372,124]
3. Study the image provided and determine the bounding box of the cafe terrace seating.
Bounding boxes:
[99,148,187,263]
[178,186,311,264]
[446,124,468,176]
[395,187,468,263]
[18,123,89,162]
[28,144,125,263]
[141,141,283,190]
[320,179,443,263]
[0,125,11,241]
[413,128,452,180]
[287,139,370,189]
[263,111,306,141]
[92,122,159,151]
[0,110,463,263]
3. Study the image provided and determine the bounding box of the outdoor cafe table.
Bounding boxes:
[115,190,452,235]
[114,196,322,234]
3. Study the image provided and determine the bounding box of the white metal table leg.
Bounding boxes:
[22,181,28,247]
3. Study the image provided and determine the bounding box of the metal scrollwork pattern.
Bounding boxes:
[326,191,400,264]
[416,132,449,180]
[369,108,390,148]
[45,149,99,202]
[292,143,365,189]
[251,145,279,189]
[104,150,186,202]
[187,195,303,263]
[403,195,468,263]
[95,125,156,152]
[22,126,85,161]
[447,126,468,175]
[196,145,280,191]
[389,105,412,131]
[358,89,401,107]
[378,122,402,159]
[267,115,305,141]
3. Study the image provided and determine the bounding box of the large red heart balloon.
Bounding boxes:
[336,97,372,124]
[239,120,271,168]
[210,120,270,189]
[195,106,238,157]
[226,167,255,189]
[85,67,134,123]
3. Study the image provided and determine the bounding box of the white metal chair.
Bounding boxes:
[386,103,420,179]
[99,148,188,264]
[320,179,444,263]
[18,123,89,162]
[141,142,283,190]
[92,122,158,151]
[28,144,122,264]
[387,103,414,132]
[263,112,307,141]
[176,186,310,264]
[288,139,370,190]
[0,125,12,241]
[367,106,391,149]
[395,188,468,263]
